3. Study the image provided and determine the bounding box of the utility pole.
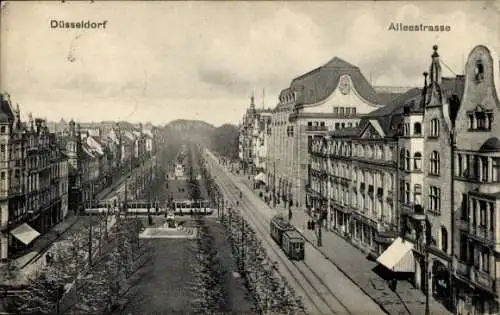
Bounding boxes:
[272,161,276,208]
[241,219,245,274]
[88,222,93,266]
[317,215,322,247]
[425,218,430,315]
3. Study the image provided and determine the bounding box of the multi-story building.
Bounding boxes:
[270,57,387,209]
[0,95,28,261]
[309,90,409,258]
[251,110,272,173]
[308,46,472,314]
[453,45,500,315]
[0,94,68,261]
[239,94,273,177]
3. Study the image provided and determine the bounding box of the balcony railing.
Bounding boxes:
[460,221,495,243]
[472,269,496,292]
[401,203,425,220]
[456,260,470,278]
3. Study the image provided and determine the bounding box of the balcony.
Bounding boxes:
[459,221,495,243]
[471,269,496,293]
[400,203,425,220]
[306,125,328,132]
[455,260,470,278]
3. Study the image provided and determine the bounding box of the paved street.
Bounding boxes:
[228,166,452,315]
[206,150,385,315]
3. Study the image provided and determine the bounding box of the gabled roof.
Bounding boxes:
[283,57,380,106]
[0,94,15,123]
[85,136,104,156]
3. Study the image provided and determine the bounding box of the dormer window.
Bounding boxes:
[475,60,484,81]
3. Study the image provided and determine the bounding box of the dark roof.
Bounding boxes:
[281,57,380,106]
[0,94,14,123]
[376,92,407,105]
[441,75,465,124]
[479,137,500,153]
[329,126,361,138]
[366,88,423,117]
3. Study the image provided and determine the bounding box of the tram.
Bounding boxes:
[270,215,305,260]
[173,199,213,215]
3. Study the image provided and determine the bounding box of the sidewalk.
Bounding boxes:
[234,172,451,315]
[9,169,136,285]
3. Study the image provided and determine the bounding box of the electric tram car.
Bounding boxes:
[173,199,213,215]
[270,215,305,260]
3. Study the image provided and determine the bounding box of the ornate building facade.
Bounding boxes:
[453,45,500,315]
[0,94,68,261]
[269,57,385,209]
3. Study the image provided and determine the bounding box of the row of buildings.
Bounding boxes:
[0,93,158,262]
[238,44,500,315]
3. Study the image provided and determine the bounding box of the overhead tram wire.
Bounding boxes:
[440,58,458,76]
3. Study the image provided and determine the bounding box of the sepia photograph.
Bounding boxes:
[0,1,499,314]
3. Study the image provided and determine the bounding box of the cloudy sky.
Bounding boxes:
[1,1,499,127]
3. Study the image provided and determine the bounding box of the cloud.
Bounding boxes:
[1,1,499,126]
[197,7,331,96]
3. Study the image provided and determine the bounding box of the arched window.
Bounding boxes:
[414,152,422,170]
[430,151,440,175]
[378,145,384,160]
[441,226,448,252]
[405,150,411,171]
[414,122,422,135]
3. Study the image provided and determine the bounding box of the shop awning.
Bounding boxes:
[376,237,415,272]
[10,223,40,245]
[254,172,267,184]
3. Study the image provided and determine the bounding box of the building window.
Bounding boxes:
[399,149,405,170]
[0,126,5,134]
[429,119,439,137]
[468,109,493,131]
[479,200,487,227]
[429,186,441,213]
[493,158,500,182]
[352,107,357,116]
[441,226,448,253]
[414,184,422,205]
[414,152,422,170]
[481,247,489,273]
[405,150,410,171]
[414,122,422,135]
[461,194,468,220]
[405,183,410,203]
[475,60,484,81]
[430,151,440,175]
[459,234,468,261]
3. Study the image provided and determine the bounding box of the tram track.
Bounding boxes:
[205,153,354,315]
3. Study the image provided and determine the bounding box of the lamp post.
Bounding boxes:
[425,217,431,315]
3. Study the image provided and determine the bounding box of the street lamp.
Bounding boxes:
[425,217,431,315]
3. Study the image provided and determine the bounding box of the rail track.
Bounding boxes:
[204,151,354,315]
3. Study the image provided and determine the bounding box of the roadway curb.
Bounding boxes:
[293,227,393,315]
[235,174,393,315]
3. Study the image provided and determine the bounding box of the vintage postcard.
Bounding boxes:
[0,1,499,315]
